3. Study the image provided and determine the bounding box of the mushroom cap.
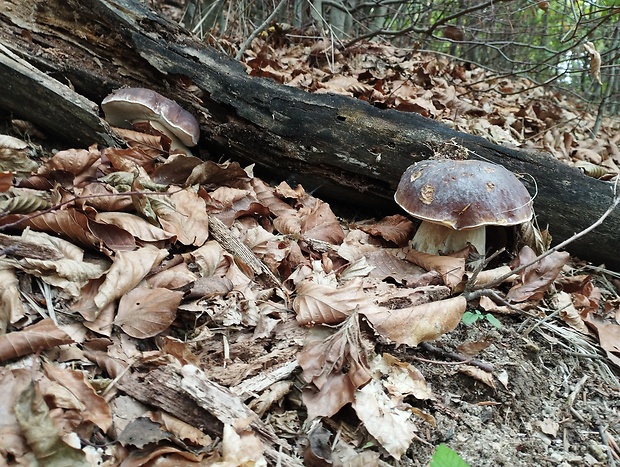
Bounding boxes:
[101,88,200,147]
[394,159,533,230]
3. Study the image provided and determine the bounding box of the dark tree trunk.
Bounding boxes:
[0,0,618,269]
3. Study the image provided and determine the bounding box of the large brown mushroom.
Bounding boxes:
[394,159,533,255]
[102,88,200,155]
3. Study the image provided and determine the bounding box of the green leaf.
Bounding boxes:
[461,311,480,326]
[430,444,471,467]
[485,313,503,329]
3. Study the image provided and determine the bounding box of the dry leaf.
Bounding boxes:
[155,188,210,246]
[538,418,559,437]
[406,249,465,289]
[82,350,128,379]
[93,245,167,313]
[583,41,602,85]
[40,146,100,186]
[15,382,89,466]
[299,200,345,244]
[552,291,589,334]
[24,209,101,250]
[0,368,32,461]
[118,417,172,448]
[352,379,417,459]
[152,154,203,185]
[365,250,439,286]
[583,316,620,368]
[18,256,109,298]
[0,266,24,330]
[148,411,212,447]
[42,363,113,432]
[272,213,302,236]
[363,296,467,347]
[357,214,416,247]
[374,353,433,401]
[217,423,266,466]
[95,212,173,242]
[0,319,74,362]
[507,246,570,302]
[459,365,496,389]
[293,279,368,325]
[298,312,372,420]
[146,262,198,290]
[115,287,183,338]
[304,423,333,465]
[251,178,296,217]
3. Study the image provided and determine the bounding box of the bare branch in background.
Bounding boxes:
[181,0,620,119]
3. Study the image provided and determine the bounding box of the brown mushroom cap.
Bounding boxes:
[101,88,200,147]
[394,159,533,230]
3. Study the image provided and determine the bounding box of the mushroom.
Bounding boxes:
[101,88,200,155]
[394,159,533,255]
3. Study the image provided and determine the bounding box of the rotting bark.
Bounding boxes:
[0,0,618,269]
[117,365,304,466]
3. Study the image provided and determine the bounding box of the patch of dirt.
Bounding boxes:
[395,318,617,466]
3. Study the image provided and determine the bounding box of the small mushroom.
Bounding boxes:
[394,159,533,255]
[101,88,200,155]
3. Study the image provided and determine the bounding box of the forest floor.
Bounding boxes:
[1,6,620,467]
[226,21,620,467]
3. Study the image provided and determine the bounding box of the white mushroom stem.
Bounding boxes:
[140,120,194,156]
[411,221,486,255]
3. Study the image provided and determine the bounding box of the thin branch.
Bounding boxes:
[478,179,620,291]
[343,0,517,49]
[235,0,288,61]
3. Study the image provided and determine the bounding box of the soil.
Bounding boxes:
[396,315,618,466]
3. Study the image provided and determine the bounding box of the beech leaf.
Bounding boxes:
[507,246,570,302]
[298,312,372,420]
[93,245,167,312]
[363,296,467,346]
[115,286,183,338]
[42,363,113,432]
[15,382,89,466]
[0,319,74,362]
[357,214,416,247]
[293,279,369,325]
[352,379,417,459]
[406,249,465,289]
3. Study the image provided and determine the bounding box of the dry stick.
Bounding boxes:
[235,0,287,61]
[588,405,618,467]
[475,180,620,292]
[208,215,281,288]
[418,342,494,372]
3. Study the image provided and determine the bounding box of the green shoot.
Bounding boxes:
[430,444,470,467]
[462,309,502,329]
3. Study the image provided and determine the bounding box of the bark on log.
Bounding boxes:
[0,0,618,269]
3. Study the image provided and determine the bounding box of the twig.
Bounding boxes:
[478,179,620,291]
[235,0,287,61]
[208,215,282,288]
[418,342,494,372]
[588,405,617,467]
[567,374,588,407]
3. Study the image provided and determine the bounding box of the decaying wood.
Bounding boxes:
[208,215,281,288]
[231,360,300,399]
[0,0,618,269]
[0,233,63,260]
[117,365,304,466]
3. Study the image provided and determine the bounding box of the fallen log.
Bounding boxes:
[0,0,618,269]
